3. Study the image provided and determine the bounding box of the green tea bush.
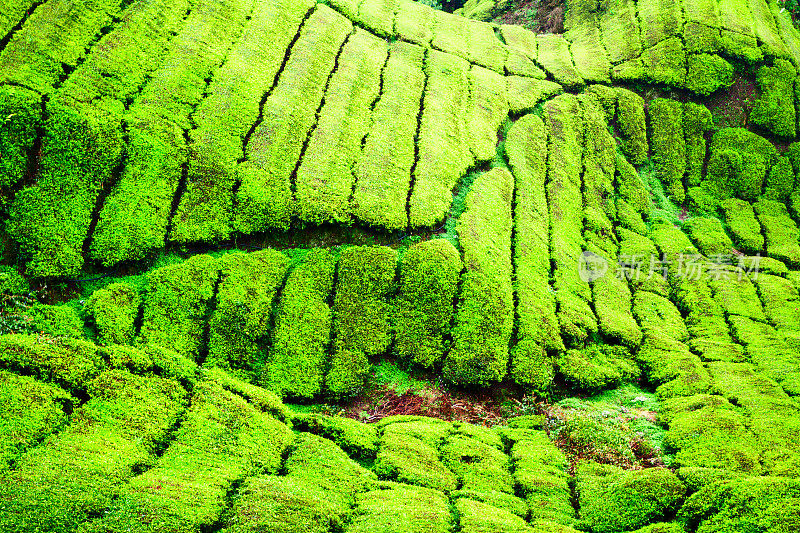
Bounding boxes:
[206,250,290,379]
[85,377,291,532]
[446,168,514,385]
[0,370,186,533]
[170,0,315,243]
[0,334,104,394]
[441,434,514,494]
[84,283,141,345]
[704,128,777,203]
[719,198,764,253]
[576,462,686,533]
[393,239,461,367]
[754,199,800,265]
[327,246,397,398]
[684,217,734,256]
[685,54,734,96]
[511,431,575,524]
[374,429,457,492]
[295,29,388,226]
[138,254,220,360]
[680,476,800,532]
[506,114,560,389]
[661,394,763,473]
[219,475,347,533]
[234,6,352,235]
[750,58,797,138]
[649,98,687,203]
[346,483,453,533]
[353,41,425,230]
[292,412,379,460]
[456,498,532,533]
[763,155,795,202]
[0,370,72,470]
[556,345,639,393]
[285,432,377,505]
[266,249,336,399]
[451,489,528,518]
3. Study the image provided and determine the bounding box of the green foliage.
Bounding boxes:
[466,65,510,163]
[24,304,84,339]
[347,483,453,533]
[649,98,686,203]
[235,6,352,235]
[754,199,800,265]
[661,394,763,473]
[171,0,316,243]
[552,386,669,468]
[353,41,425,230]
[719,30,762,64]
[685,54,734,96]
[0,86,41,192]
[763,155,795,202]
[506,114,560,390]
[84,282,140,345]
[684,23,722,53]
[704,128,777,203]
[292,412,379,460]
[374,425,457,492]
[0,370,72,471]
[636,335,712,399]
[8,98,123,277]
[576,462,686,533]
[720,198,764,253]
[296,29,387,226]
[680,476,800,532]
[266,249,336,399]
[138,254,220,360]
[446,168,514,385]
[615,88,648,165]
[684,102,714,187]
[285,432,377,503]
[429,10,507,73]
[103,344,198,386]
[85,378,291,531]
[409,49,473,227]
[393,239,460,367]
[613,37,686,87]
[0,266,28,295]
[452,490,528,518]
[535,33,585,89]
[219,475,348,533]
[456,498,532,533]
[0,334,104,394]
[684,217,734,256]
[750,58,797,138]
[0,0,127,93]
[557,345,639,393]
[0,370,187,533]
[206,250,289,380]
[327,246,397,398]
[441,434,514,493]
[510,431,575,524]
[205,366,288,421]
[545,95,596,346]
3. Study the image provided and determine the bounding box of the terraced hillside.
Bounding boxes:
[2,0,800,530]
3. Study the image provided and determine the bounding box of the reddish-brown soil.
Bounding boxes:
[496,0,565,34]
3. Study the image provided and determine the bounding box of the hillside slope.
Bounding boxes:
[1,0,800,530]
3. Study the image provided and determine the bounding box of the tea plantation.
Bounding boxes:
[1,0,800,530]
